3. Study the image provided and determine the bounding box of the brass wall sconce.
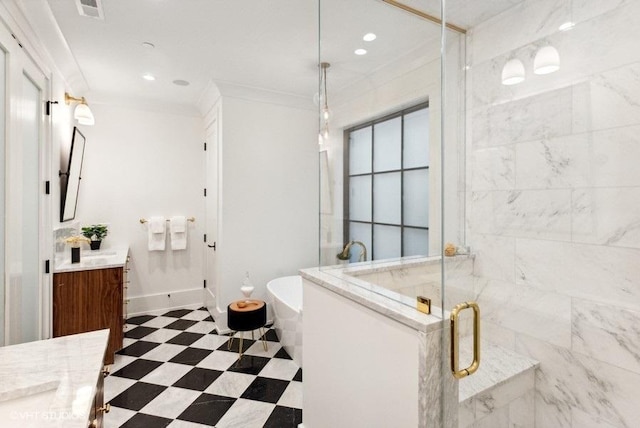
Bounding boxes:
[65,92,95,126]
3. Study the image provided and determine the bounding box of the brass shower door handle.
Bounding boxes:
[450,301,480,379]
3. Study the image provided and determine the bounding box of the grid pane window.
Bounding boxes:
[345,103,429,261]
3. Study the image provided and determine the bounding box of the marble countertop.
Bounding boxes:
[55,245,129,273]
[0,330,109,428]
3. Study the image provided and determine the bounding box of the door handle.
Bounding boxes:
[207,242,216,250]
[450,301,480,379]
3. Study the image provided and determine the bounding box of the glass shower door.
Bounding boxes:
[316,0,466,426]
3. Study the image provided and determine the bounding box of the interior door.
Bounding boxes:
[1,21,50,345]
[204,109,219,318]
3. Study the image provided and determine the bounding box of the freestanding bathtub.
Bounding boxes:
[266,275,303,367]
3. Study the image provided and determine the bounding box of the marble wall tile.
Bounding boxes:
[515,125,640,190]
[508,390,535,428]
[471,6,640,110]
[459,397,476,428]
[481,320,517,351]
[470,0,567,64]
[471,88,573,149]
[476,279,571,348]
[515,238,640,312]
[571,407,622,428]
[587,125,640,188]
[471,234,515,283]
[473,405,510,428]
[474,369,535,419]
[469,190,572,240]
[515,135,590,190]
[516,334,640,428]
[471,146,515,191]
[572,187,640,249]
[573,0,632,23]
[573,62,640,134]
[572,298,640,375]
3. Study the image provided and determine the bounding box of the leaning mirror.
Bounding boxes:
[60,126,86,222]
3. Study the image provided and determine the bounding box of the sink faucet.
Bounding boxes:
[337,240,367,262]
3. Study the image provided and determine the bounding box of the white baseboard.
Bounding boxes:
[127,288,204,317]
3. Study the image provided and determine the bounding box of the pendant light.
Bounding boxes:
[319,62,331,143]
[501,58,525,85]
[534,46,560,75]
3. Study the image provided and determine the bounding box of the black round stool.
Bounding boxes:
[227,300,268,359]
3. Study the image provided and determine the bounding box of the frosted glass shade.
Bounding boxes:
[501,58,525,85]
[534,46,560,75]
[74,103,95,125]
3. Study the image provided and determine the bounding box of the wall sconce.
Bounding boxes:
[501,58,525,85]
[534,45,560,75]
[65,92,95,126]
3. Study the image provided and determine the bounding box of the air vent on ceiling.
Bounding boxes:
[75,0,104,20]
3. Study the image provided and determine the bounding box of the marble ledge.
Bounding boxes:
[55,245,129,273]
[300,264,446,333]
[0,330,109,428]
[339,254,474,276]
[458,338,539,403]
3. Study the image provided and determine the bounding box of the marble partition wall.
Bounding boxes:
[465,1,640,427]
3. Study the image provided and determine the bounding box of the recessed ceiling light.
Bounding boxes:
[173,79,190,86]
[142,73,155,81]
[142,42,155,49]
[363,33,377,42]
[354,48,367,56]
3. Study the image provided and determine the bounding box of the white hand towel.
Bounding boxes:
[148,216,166,251]
[170,216,188,250]
[150,216,165,233]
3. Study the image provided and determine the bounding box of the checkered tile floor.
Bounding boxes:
[104,307,302,428]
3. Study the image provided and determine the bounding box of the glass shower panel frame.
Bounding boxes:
[0,47,5,345]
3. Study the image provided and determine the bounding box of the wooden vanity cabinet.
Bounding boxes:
[53,267,124,364]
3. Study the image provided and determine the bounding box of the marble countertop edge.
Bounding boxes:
[0,330,110,428]
[54,245,129,273]
[300,267,445,333]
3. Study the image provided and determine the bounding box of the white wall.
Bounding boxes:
[466,1,640,427]
[215,95,318,315]
[71,104,205,314]
[303,278,420,428]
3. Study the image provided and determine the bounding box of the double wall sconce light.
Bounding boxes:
[65,92,95,125]
[501,45,560,85]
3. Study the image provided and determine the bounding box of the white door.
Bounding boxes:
[204,109,219,317]
[1,22,51,345]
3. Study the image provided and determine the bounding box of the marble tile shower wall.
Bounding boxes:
[466,1,640,427]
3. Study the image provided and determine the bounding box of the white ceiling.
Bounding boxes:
[18,0,520,113]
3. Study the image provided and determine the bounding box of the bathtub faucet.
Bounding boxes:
[337,240,367,262]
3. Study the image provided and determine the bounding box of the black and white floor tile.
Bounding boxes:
[104,307,302,428]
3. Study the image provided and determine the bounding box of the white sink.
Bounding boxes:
[82,251,117,259]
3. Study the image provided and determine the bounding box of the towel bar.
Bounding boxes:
[140,217,195,224]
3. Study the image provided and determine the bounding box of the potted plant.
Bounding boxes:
[81,224,108,250]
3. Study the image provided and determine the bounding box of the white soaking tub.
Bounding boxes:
[266,275,302,367]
